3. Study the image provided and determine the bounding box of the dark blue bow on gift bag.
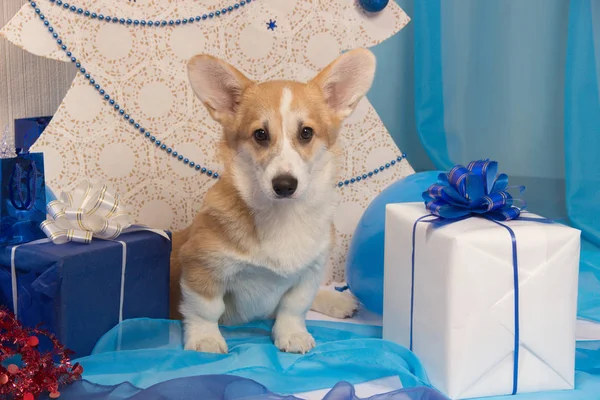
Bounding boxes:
[411,159,527,396]
[422,159,524,221]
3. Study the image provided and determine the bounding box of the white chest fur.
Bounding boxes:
[251,200,333,274]
[221,265,299,325]
[220,191,336,325]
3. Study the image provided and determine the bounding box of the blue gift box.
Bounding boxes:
[0,230,171,357]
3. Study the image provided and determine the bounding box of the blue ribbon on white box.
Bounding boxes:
[411,160,528,396]
[9,182,170,325]
[422,160,524,221]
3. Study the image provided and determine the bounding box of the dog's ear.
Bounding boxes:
[187,55,253,123]
[311,48,376,120]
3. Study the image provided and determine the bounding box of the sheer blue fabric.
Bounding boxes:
[413,0,569,186]
[565,0,600,248]
[74,319,429,394]
[413,0,600,321]
[565,0,600,322]
[47,319,600,400]
[579,241,600,322]
[44,378,447,400]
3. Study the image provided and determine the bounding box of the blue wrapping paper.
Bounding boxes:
[0,153,47,245]
[0,231,171,357]
[14,117,52,155]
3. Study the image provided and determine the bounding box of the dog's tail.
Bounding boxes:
[310,289,359,319]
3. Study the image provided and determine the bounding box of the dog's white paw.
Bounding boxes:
[274,330,316,354]
[311,289,359,319]
[184,333,228,354]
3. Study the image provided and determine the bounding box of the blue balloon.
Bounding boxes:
[346,171,443,315]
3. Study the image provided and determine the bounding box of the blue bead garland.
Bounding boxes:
[336,154,407,189]
[31,0,221,179]
[31,0,407,187]
[46,0,251,27]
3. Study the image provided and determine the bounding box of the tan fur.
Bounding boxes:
[171,75,345,320]
[174,49,375,353]
[170,174,258,318]
[169,79,337,317]
[215,80,341,181]
[169,226,189,319]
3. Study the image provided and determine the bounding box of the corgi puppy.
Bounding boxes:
[170,49,376,354]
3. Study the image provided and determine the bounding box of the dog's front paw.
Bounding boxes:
[274,330,315,354]
[311,289,359,319]
[184,333,228,354]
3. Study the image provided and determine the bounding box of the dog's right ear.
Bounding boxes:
[187,55,253,124]
[311,48,376,121]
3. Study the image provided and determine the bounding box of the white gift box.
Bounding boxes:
[382,203,580,399]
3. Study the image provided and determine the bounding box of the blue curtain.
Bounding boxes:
[565,0,600,322]
[412,0,600,322]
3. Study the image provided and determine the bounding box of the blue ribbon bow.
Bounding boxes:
[411,159,523,396]
[422,159,523,221]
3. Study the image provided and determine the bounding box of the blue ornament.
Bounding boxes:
[358,0,389,13]
[345,171,442,315]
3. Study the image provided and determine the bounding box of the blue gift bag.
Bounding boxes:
[0,153,46,245]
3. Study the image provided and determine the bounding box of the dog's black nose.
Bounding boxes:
[272,175,298,198]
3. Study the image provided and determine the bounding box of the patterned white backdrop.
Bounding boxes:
[1,0,413,282]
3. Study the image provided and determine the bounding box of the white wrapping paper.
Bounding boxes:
[382,203,580,399]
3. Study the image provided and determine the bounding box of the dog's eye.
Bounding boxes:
[253,129,269,142]
[300,127,314,141]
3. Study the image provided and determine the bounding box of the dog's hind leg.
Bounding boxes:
[310,289,359,319]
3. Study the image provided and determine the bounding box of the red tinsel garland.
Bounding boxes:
[0,308,82,400]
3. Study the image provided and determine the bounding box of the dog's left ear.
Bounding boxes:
[311,48,376,120]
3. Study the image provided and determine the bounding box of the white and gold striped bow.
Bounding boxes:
[40,181,133,244]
